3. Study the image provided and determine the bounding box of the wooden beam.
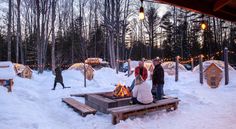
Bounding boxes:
[214,0,232,11]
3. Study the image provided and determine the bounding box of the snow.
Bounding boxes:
[1,67,236,129]
[193,60,235,72]
[0,61,16,80]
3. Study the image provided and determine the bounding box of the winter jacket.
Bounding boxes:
[134,66,148,81]
[152,64,164,85]
[132,81,153,104]
[55,67,63,82]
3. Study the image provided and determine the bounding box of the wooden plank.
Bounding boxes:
[109,98,177,112]
[108,98,180,113]
[62,98,96,116]
[111,102,178,124]
[0,65,9,68]
[87,94,116,103]
[162,96,178,99]
[70,91,113,97]
[63,98,97,114]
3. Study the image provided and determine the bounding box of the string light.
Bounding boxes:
[21,50,236,68]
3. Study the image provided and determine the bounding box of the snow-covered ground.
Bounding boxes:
[1,68,236,129]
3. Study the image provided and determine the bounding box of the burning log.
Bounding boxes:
[113,83,131,98]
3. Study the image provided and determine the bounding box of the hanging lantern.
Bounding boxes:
[200,21,207,30]
[139,6,144,20]
[139,0,144,20]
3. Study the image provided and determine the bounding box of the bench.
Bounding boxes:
[108,98,180,124]
[62,98,97,117]
[0,79,14,92]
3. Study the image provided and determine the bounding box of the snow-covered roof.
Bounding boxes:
[161,61,187,72]
[14,63,32,74]
[193,60,235,72]
[68,63,94,71]
[0,61,16,79]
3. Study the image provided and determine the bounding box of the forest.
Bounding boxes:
[0,0,235,73]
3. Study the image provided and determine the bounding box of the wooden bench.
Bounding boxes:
[0,79,14,92]
[62,98,97,117]
[108,98,180,124]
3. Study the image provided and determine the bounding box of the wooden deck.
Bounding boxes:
[62,98,96,117]
[108,98,180,124]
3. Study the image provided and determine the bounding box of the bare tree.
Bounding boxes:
[7,0,12,61]
[51,0,57,73]
[16,0,24,64]
[36,0,41,72]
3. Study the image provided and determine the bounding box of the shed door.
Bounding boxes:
[210,77,216,86]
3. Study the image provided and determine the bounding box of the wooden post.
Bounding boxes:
[84,62,86,88]
[199,55,203,84]
[191,58,194,71]
[175,56,179,82]
[128,59,131,77]
[224,47,229,85]
[8,79,13,92]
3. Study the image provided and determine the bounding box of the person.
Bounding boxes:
[132,75,153,104]
[52,65,66,90]
[152,57,165,100]
[129,61,148,90]
[149,64,154,80]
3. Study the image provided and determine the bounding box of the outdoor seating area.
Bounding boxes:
[64,91,180,124]
[0,0,236,129]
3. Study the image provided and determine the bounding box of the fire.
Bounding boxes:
[113,83,131,98]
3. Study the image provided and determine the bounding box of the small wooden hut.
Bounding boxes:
[14,64,33,79]
[204,63,223,88]
[20,66,32,79]
[68,63,94,80]
[85,58,109,69]
[161,61,187,75]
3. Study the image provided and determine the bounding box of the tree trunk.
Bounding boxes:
[36,0,41,73]
[16,0,24,64]
[7,0,12,61]
[71,0,74,63]
[51,0,57,73]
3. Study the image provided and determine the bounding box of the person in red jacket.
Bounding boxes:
[134,61,148,81]
[129,61,148,90]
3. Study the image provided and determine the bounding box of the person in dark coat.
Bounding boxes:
[152,57,165,100]
[52,66,65,90]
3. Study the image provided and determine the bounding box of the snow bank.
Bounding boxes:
[1,67,236,129]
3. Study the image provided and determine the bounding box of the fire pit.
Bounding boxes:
[113,83,131,98]
[85,84,132,114]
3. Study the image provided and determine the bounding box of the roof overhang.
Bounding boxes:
[155,0,236,22]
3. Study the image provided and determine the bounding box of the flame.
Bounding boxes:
[113,83,131,97]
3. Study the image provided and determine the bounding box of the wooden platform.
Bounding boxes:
[62,98,96,117]
[108,98,180,125]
